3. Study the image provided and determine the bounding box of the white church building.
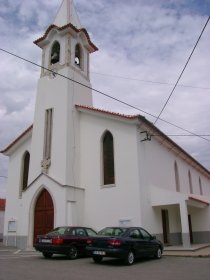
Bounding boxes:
[1,0,210,250]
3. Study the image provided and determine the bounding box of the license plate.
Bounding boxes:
[40,239,52,244]
[93,251,106,256]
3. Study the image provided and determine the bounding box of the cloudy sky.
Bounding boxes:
[0,0,210,198]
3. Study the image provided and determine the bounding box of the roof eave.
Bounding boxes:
[76,105,139,123]
[0,125,33,156]
[137,115,210,179]
[34,24,98,53]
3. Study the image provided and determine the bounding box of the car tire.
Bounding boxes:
[124,250,135,265]
[42,252,53,258]
[67,246,78,259]
[93,256,103,263]
[154,247,162,259]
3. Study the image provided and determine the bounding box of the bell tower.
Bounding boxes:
[29,0,98,186]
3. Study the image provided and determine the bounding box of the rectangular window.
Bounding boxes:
[44,108,53,159]
[8,220,17,232]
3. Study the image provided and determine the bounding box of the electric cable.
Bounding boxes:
[154,16,210,125]
[0,47,209,143]
[91,71,210,91]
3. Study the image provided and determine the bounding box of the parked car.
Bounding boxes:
[34,226,97,259]
[86,227,163,265]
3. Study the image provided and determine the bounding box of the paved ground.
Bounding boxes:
[0,248,210,280]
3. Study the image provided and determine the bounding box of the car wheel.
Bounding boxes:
[67,246,78,259]
[154,247,162,259]
[93,256,103,263]
[42,252,53,258]
[124,250,135,265]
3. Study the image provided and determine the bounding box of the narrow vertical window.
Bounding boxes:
[75,44,82,67]
[199,177,203,195]
[50,41,60,64]
[103,131,115,185]
[44,109,53,160]
[188,170,193,194]
[174,161,180,192]
[22,151,30,191]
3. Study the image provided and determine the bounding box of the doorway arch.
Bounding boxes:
[33,189,54,243]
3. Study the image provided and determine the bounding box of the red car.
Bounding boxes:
[34,226,97,259]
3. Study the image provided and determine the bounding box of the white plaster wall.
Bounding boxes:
[3,138,31,237]
[79,112,142,231]
[3,133,76,243]
[137,131,210,235]
[139,133,210,196]
[188,206,210,231]
[5,164,82,248]
[30,65,92,185]
[30,28,93,187]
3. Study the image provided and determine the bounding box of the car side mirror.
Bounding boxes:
[151,235,156,240]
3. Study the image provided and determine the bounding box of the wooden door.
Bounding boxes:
[34,189,54,243]
[188,214,193,244]
[161,209,170,244]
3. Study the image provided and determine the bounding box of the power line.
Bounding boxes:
[0,176,7,178]
[154,16,210,125]
[91,71,210,91]
[151,134,210,137]
[0,47,209,143]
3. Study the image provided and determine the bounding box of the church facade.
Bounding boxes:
[1,0,210,250]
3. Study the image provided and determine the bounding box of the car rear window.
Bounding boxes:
[98,227,126,236]
[48,227,67,235]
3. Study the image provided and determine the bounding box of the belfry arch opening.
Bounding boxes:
[50,41,60,64]
[75,43,83,67]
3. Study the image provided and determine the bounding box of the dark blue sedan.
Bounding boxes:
[86,227,163,265]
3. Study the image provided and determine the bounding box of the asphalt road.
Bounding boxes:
[0,250,210,280]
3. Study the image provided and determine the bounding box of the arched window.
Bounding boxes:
[75,44,82,67]
[22,151,30,191]
[174,161,180,192]
[188,170,193,194]
[199,177,203,195]
[50,41,60,64]
[103,131,115,185]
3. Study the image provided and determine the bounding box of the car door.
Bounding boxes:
[139,228,157,257]
[128,229,147,257]
[69,228,88,254]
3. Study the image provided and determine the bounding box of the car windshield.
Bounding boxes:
[98,227,127,237]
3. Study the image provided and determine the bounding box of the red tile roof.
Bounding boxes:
[34,24,98,52]
[189,195,210,205]
[76,105,139,120]
[0,199,6,211]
